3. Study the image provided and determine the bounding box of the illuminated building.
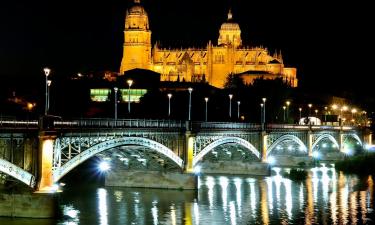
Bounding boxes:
[119,0,298,88]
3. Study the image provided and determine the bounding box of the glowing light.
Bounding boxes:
[63,205,79,219]
[299,145,306,151]
[322,143,327,148]
[312,151,320,159]
[98,188,108,225]
[267,156,276,165]
[194,165,201,175]
[287,146,293,151]
[343,148,353,156]
[99,161,110,172]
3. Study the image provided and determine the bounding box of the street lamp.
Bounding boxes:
[286,101,290,122]
[262,98,266,124]
[237,101,240,119]
[188,88,193,120]
[283,106,286,123]
[315,109,318,117]
[43,67,51,115]
[47,80,52,114]
[351,108,357,124]
[299,107,302,121]
[114,87,118,120]
[308,104,312,117]
[204,97,209,122]
[228,94,233,119]
[167,93,172,117]
[324,106,328,123]
[260,103,264,124]
[127,79,133,114]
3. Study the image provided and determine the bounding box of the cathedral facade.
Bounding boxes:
[120,0,298,88]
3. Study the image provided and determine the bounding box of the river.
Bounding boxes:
[1,165,374,225]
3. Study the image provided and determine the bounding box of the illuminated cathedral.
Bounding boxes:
[120,0,298,88]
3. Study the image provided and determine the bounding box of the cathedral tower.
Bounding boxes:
[218,10,242,48]
[120,0,152,74]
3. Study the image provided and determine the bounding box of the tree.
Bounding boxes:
[224,73,245,90]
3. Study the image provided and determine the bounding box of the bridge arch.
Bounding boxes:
[344,133,363,146]
[311,134,339,151]
[193,137,260,166]
[53,137,183,182]
[0,159,35,188]
[267,134,307,156]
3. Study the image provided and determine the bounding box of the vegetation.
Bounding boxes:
[335,153,375,175]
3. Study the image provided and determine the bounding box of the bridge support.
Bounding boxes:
[364,132,372,146]
[308,131,313,157]
[36,131,57,193]
[339,131,345,153]
[185,131,195,173]
[261,131,268,163]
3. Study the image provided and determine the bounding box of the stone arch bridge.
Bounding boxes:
[0,118,372,191]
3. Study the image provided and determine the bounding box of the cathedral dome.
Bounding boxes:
[125,0,149,30]
[220,10,240,31]
[127,4,147,16]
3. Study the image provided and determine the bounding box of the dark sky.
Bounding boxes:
[0,0,374,93]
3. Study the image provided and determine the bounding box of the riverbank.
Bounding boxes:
[335,153,375,175]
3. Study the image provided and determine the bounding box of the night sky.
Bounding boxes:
[1,0,374,94]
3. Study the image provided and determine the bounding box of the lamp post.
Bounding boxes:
[43,68,51,115]
[262,98,266,124]
[315,109,318,117]
[308,104,312,117]
[127,80,133,114]
[167,93,172,117]
[47,80,52,114]
[188,88,193,120]
[283,106,286,123]
[351,108,357,125]
[229,94,233,119]
[286,101,290,122]
[260,103,264,124]
[114,87,118,120]
[237,101,240,119]
[324,106,328,123]
[299,107,302,121]
[204,97,208,122]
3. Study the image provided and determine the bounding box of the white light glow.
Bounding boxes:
[99,161,110,172]
[267,156,276,165]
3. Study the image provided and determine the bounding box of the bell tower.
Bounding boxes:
[120,0,152,74]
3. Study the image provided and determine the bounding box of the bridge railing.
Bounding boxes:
[266,124,356,130]
[53,119,185,129]
[193,121,261,130]
[0,120,38,128]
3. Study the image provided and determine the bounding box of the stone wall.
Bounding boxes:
[198,161,270,176]
[0,192,57,218]
[105,170,197,190]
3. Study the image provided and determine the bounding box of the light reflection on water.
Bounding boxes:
[56,167,375,225]
[1,166,373,225]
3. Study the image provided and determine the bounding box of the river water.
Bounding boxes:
[1,165,374,225]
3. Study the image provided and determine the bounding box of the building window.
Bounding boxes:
[90,89,110,102]
[120,89,147,103]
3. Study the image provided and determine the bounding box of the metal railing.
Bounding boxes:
[195,122,261,130]
[266,124,356,130]
[0,118,358,131]
[0,120,38,128]
[53,119,185,129]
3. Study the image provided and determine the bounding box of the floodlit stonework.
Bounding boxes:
[120,0,297,88]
